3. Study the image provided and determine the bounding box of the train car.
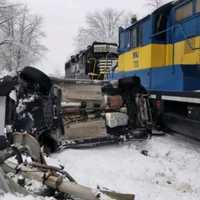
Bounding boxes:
[65,42,118,80]
[109,0,200,140]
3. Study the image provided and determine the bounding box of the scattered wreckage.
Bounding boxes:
[0,132,135,200]
[0,66,64,153]
[0,66,160,153]
[0,66,162,199]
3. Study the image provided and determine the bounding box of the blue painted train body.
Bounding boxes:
[109,0,200,92]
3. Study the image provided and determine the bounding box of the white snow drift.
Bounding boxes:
[1,134,200,200]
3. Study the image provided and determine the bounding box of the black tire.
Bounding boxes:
[39,132,58,153]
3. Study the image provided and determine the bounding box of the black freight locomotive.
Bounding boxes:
[65,42,118,80]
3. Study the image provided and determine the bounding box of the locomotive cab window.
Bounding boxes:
[153,14,167,41]
[119,32,126,50]
[176,2,193,22]
[131,28,138,48]
[119,31,130,51]
[196,0,200,12]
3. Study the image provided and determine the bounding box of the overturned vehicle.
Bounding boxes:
[0,66,154,152]
[61,76,154,149]
[0,66,64,153]
[0,66,135,199]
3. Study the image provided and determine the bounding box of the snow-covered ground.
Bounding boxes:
[1,134,200,200]
[0,194,50,200]
[0,70,16,78]
[51,134,200,200]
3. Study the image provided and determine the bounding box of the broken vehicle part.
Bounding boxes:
[105,112,128,129]
[0,167,28,195]
[3,160,135,200]
[12,132,46,163]
[0,66,64,153]
[0,134,135,200]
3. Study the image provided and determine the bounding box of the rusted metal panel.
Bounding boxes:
[65,119,107,139]
[107,95,123,109]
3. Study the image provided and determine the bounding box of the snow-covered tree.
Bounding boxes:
[145,0,171,10]
[75,8,133,51]
[0,1,46,72]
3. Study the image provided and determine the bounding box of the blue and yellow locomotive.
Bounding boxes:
[111,0,200,92]
[108,0,200,140]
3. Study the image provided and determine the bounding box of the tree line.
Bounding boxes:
[74,0,171,52]
[0,0,170,73]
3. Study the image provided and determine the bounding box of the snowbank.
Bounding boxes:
[0,194,52,200]
[1,134,200,200]
[51,134,200,200]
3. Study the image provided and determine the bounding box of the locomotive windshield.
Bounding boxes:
[93,44,117,54]
[176,1,193,22]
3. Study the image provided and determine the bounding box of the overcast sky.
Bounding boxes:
[15,0,149,75]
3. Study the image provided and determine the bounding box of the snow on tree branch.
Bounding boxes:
[74,8,134,52]
[145,0,171,11]
[0,0,47,72]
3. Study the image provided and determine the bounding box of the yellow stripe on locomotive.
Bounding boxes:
[112,0,200,92]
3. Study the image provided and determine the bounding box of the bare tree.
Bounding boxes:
[0,1,47,72]
[75,8,133,51]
